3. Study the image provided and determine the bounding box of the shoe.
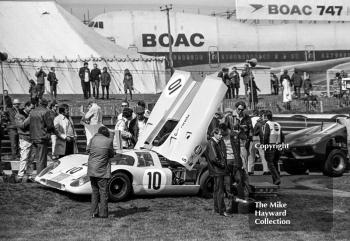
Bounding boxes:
[234,197,248,204]
[220,212,230,217]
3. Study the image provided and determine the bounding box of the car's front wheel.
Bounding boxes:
[323,149,347,177]
[108,172,132,202]
[282,159,307,175]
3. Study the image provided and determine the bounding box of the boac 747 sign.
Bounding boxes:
[236,0,350,21]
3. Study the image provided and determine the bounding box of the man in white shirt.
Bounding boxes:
[84,99,102,125]
[114,108,133,149]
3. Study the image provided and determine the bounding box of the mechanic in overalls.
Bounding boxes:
[260,110,285,185]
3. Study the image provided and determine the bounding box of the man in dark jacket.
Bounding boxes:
[129,106,147,146]
[79,62,91,99]
[87,126,114,218]
[35,67,47,99]
[291,70,303,98]
[47,67,58,99]
[15,101,34,182]
[5,98,21,160]
[241,63,253,96]
[229,67,240,99]
[29,98,54,174]
[205,127,229,217]
[101,67,111,100]
[90,63,102,99]
[279,69,291,86]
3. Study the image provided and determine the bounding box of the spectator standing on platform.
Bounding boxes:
[30,98,54,174]
[84,99,102,125]
[114,107,133,149]
[29,80,39,105]
[90,63,102,99]
[229,67,240,99]
[87,126,114,218]
[15,101,34,182]
[241,63,253,96]
[101,67,111,100]
[248,78,260,109]
[35,67,47,99]
[205,128,228,217]
[303,77,312,96]
[5,98,21,160]
[270,73,279,95]
[123,69,134,101]
[281,71,292,110]
[54,104,77,158]
[291,70,303,99]
[79,62,91,99]
[47,67,58,100]
[129,106,148,146]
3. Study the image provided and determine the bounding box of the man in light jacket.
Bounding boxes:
[54,104,77,158]
[87,126,114,218]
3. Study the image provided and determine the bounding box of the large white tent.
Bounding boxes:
[0,1,166,94]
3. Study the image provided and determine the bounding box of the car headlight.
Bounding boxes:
[38,161,61,177]
[70,175,90,187]
[303,137,322,146]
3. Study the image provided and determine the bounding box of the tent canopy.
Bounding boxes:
[0,1,166,94]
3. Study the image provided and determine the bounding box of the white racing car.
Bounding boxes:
[36,70,227,201]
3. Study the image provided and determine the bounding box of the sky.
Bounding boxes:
[56,0,236,20]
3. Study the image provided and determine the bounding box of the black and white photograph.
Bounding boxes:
[0,0,349,240]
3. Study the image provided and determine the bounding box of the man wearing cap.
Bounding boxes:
[84,99,102,125]
[35,67,47,99]
[79,62,91,99]
[29,98,54,174]
[15,101,34,182]
[5,98,21,160]
[129,106,148,146]
[114,107,133,149]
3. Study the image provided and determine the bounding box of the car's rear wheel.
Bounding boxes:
[282,159,307,175]
[323,149,347,177]
[199,170,214,198]
[108,172,132,202]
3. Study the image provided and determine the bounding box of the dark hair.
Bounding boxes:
[252,109,259,116]
[98,126,110,138]
[122,107,133,118]
[49,100,57,109]
[50,67,55,71]
[58,104,68,114]
[264,110,273,120]
[84,62,88,66]
[211,127,222,137]
[137,100,146,108]
[24,101,32,107]
[235,101,246,109]
[259,109,266,116]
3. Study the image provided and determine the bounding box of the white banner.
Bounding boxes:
[236,0,350,21]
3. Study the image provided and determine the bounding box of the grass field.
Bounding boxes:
[1,176,349,241]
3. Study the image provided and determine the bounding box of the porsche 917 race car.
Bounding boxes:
[35,70,226,200]
[281,121,349,177]
[36,152,213,201]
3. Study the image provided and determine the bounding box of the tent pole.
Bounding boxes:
[1,61,5,110]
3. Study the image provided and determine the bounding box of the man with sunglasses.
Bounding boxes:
[231,101,252,173]
[117,100,136,121]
